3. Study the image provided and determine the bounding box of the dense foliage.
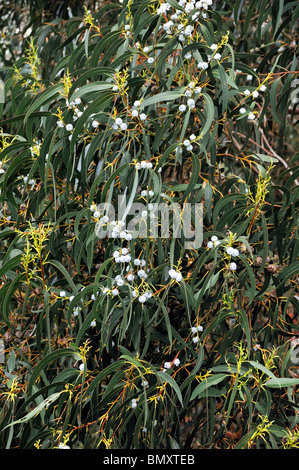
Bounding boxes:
[0,0,298,450]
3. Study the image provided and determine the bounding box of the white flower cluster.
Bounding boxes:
[168,268,183,282]
[182,133,198,152]
[112,116,128,131]
[191,324,203,343]
[157,2,171,15]
[179,82,202,113]
[226,246,240,271]
[113,246,132,263]
[140,188,155,198]
[207,235,240,271]
[23,174,36,189]
[207,235,221,248]
[131,398,138,409]
[241,83,267,120]
[131,101,147,121]
[110,220,132,240]
[135,160,153,170]
[163,358,180,369]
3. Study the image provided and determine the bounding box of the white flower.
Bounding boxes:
[183,139,191,147]
[226,247,234,255]
[240,107,246,114]
[260,84,267,92]
[192,336,199,343]
[198,61,208,70]
[90,320,96,327]
[65,124,73,132]
[58,443,70,449]
[115,117,122,125]
[190,133,196,141]
[214,53,221,61]
[92,120,99,128]
[246,74,253,81]
[168,269,177,278]
[194,86,202,94]
[157,2,171,14]
[230,262,237,271]
[127,273,135,281]
[211,236,218,242]
[138,294,147,303]
[197,325,203,332]
[143,46,150,53]
[134,100,141,107]
[168,269,183,282]
[252,90,259,98]
[131,109,138,117]
[179,104,187,112]
[57,120,64,128]
[73,307,81,316]
[120,122,128,130]
[248,112,255,120]
[139,113,147,121]
[93,211,101,218]
[244,89,251,96]
[210,43,217,50]
[187,98,195,108]
[116,275,124,287]
[134,259,141,266]
[131,399,137,408]
[140,160,152,168]
[137,269,147,279]
[173,358,180,367]
[184,52,192,59]
[111,288,119,296]
[191,326,197,334]
[184,25,194,36]
[163,20,174,31]
[207,241,214,248]
[164,362,171,369]
[79,363,85,371]
[60,291,66,297]
[147,57,154,64]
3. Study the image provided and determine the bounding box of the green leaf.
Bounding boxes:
[190,374,228,401]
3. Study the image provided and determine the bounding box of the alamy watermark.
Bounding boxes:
[0,79,4,104]
[0,340,4,363]
[94,198,203,249]
[290,338,299,365]
[290,79,299,105]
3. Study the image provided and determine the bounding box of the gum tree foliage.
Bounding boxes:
[0,0,298,450]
